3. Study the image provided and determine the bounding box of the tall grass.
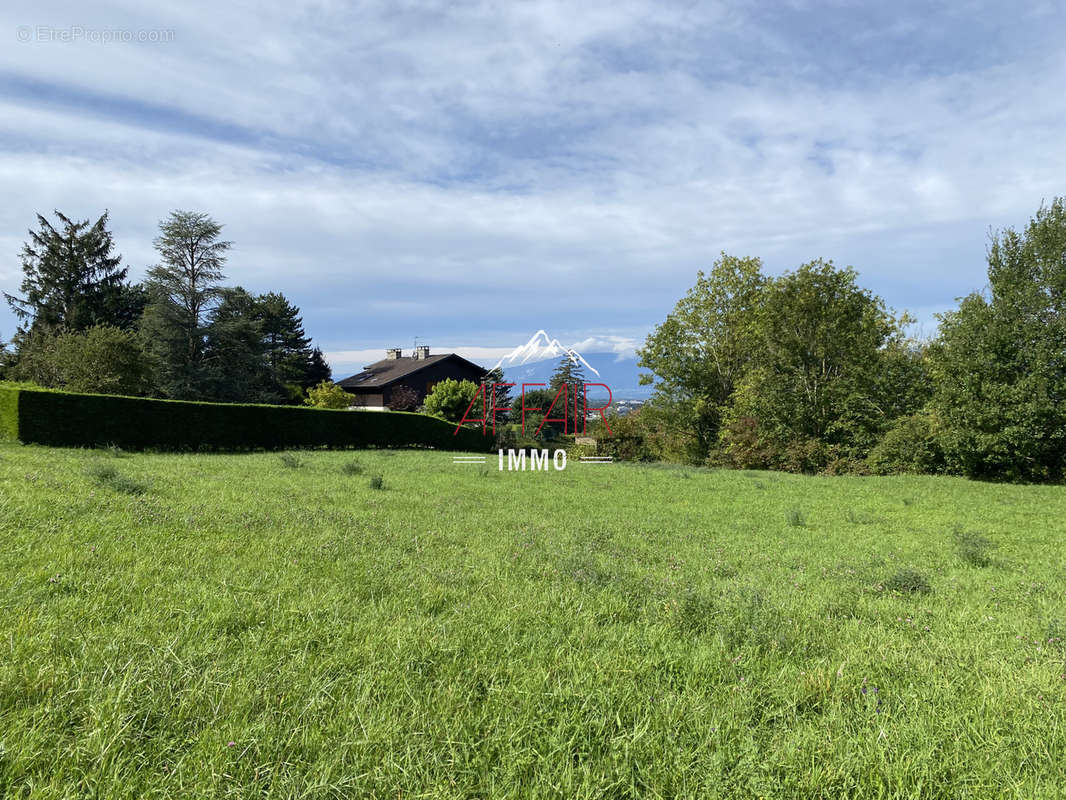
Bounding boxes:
[0,445,1063,798]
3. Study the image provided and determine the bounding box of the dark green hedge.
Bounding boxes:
[0,384,491,452]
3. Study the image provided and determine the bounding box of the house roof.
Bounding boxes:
[337,353,487,390]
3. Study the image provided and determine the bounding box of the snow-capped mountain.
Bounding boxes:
[494,330,600,376]
[489,330,652,400]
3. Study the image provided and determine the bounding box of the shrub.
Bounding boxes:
[9,326,153,396]
[0,384,491,452]
[304,380,351,409]
[388,384,420,412]
[867,411,946,475]
[596,434,650,462]
[424,379,480,424]
[0,384,17,442]
[884,568,932,595]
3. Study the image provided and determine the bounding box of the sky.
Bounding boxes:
[1,0,1064,379]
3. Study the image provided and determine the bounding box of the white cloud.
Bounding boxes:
[1,0,1064,347]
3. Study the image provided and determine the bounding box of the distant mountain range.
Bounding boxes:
[493,330,652,400]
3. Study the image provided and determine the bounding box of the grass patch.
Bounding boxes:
[278,452,304,469]
[0,443,1063,797]
[340,459,364,476]
[884,567,932,595]
[954,528,997,567]
[84,461,147,495]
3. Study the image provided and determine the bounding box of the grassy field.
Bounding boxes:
[0,443,1063,798]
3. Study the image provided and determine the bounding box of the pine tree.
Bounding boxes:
[482,366,512,427]
[304,347,332,388]
[202,287,273,402]
[253,292,314,388]
[548,352,588,434]
[5,211,132,337]
[0,332,10,378]
[142,210,231,399]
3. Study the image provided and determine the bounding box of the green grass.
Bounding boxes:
[0,443,1064,798]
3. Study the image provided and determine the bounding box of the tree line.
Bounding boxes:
[0,210,331,404]
[621,197,1066,483]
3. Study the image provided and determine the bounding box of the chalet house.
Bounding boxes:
[336,346,488,408]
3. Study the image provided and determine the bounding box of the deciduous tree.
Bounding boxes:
[723,259,908,468]
[929,198,1066,481]
[638,253,765,460]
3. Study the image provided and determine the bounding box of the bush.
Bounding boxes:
[424,379,480,424]
[10,326,153,396]
[388,384,420,412]
[0,384,491,452]
[718,416,775,470]
[596,435,650,461]
[304,380,352,409]
[867,411,946,475]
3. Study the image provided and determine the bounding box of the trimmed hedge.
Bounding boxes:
[0,384,17,442]
[0,383,492,452]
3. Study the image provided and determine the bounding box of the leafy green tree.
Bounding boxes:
[929,198,1066,481]
[141,211,231,399]
[424,378,480,424]
[304,380,352,409]
[5,211,137,338]
[722,259,909,469]
[638,253,766,461]
[9,325,153,396]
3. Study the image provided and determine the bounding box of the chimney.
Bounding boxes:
[386,348,402,360]
[414,345,430,360]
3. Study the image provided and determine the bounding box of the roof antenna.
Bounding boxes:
[413,335,422,356]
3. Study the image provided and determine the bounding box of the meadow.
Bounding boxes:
[0,442,1063,798]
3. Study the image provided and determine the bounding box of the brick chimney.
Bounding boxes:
[386,348,402,360]
[414,345,430,360]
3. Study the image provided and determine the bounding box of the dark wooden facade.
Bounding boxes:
[337,349,488,408]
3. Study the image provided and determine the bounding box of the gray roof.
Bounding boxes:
[336,353,486,390]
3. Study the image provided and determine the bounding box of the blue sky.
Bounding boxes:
[1,0,1064,378]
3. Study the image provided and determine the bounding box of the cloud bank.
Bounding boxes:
[2,0,1063,378]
